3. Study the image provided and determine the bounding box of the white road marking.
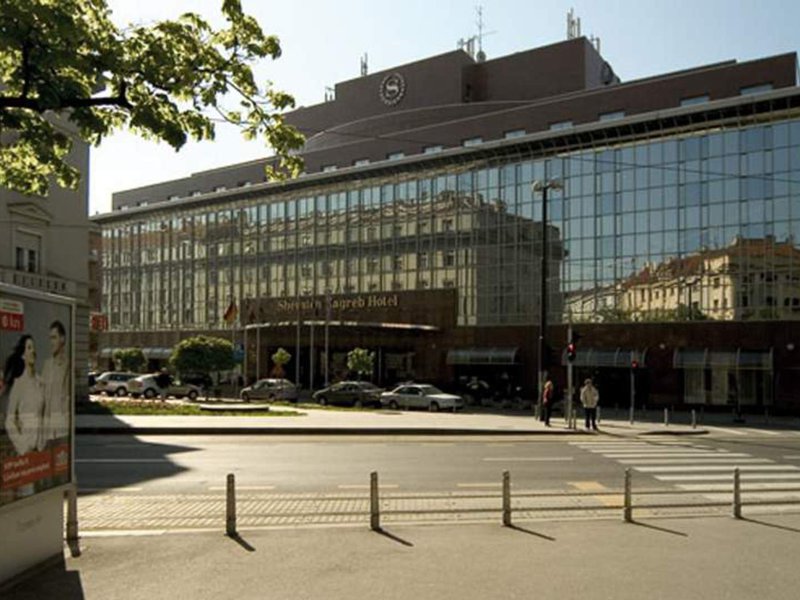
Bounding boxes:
[76,459,170,463]
[603,452,748,458]
[457,483,502,488]
[637,465,800,473]
[482,457,574,462]
[704,426,747,436]
[739,428,780,436]
[657,473,800,481]
[783,455,800,460]
[677,482,800,491]
[207,485,276,491]
[618,458,772,465]
[337,483,400,490]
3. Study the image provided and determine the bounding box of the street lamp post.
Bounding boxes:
[532,178,563,419]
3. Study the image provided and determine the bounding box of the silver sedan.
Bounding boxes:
[380,384,464,412]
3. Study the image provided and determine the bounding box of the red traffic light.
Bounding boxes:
[567,343,576,362]
[631,359,639,369]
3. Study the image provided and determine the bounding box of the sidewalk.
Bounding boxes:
[76,406,711,436]
[8,515,800,600]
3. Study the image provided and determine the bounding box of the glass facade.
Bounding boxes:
[101,114,800,332]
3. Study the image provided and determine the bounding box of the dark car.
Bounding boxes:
[312,381,383,408]
[180,373,213,389]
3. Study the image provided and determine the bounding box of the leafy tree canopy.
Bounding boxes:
[271,347,291,377]
[0,0,304,196]
[113,347,146,372]
[170,335,235,376]
[347,348,374,380]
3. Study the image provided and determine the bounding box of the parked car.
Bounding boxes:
[312,381,383,408]
[380,383,464,412]
[94,371,139,396]
[240,378,298,402]
[128,374,201,400]
[180,372,213,390]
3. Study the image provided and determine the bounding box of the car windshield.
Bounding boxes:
[418,385,443,395]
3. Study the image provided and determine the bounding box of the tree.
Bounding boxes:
[170,335,235,380]
[113,347,146,372]
[347,348,375,381]
[271,347,291,378]
[0,0,304,196]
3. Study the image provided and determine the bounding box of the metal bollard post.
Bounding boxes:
[664,408,669,427]
[691,409,697,429]
[732,468,742,519]
[66,483,79,543]
[226,473,237,536]
[370,471,380,531]
[502,471,512,527]
[623,468,633,523]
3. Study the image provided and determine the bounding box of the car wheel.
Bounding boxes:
[318,396,327,406]
[116,387,127,397]
[241,392,250,403]
[430,401,440,412]
[144,388,156,399]
[188,390,198,401]
[388,400,399,410]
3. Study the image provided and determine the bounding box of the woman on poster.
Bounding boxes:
[3,334,46,456]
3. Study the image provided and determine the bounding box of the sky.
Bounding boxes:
[89,0,800,215]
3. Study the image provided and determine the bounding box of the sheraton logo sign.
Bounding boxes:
[276,293,400,314]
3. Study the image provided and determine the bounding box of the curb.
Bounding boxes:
[75,426,584,436]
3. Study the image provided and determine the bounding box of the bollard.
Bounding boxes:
[691,409,697,429]
[732,468,742,519]
[623,468,633,523]
[664,408,669,427]
[502,471,512,527]
[226,473,237,536]
[66,483,79,543]
[370,471,380,531]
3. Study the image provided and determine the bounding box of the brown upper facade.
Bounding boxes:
[110,37,797,211]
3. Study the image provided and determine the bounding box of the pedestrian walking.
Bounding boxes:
[580,378,599,431]
[155,368,172,402]
[541,379,554,426]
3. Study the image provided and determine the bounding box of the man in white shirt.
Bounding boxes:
[580,378,600,431]
[42,320,70,443]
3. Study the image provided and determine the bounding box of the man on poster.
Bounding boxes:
[42,321,70,443]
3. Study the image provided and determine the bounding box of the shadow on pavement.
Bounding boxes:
[227,533,257,552]
[742,517,800,534]
[631,520,688,537]
[4,557,84,600]
[374,527,414,547]
[76,402,196,496]
[505,524,556,541]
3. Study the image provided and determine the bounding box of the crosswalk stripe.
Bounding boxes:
[637,465,799,473]
[657,473,800,481]
[704,426,747,436]
[739,428,780,436]
[618,458,772,465]
[603,452,751,458]
[677,482,800,491]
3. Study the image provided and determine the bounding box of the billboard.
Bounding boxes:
[0,288,73,507]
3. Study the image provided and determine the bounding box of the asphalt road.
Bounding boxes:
[75,432,800,496]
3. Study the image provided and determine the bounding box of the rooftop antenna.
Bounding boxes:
[360,53,368,77]
[324,86,335,102]
[567,8,581,39]
[458,6,495,61]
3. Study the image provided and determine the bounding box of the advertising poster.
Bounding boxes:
[0,290,72,507]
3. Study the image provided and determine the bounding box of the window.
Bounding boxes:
[443,251,455,267]
[444,280,455,288]
[462,137,483,147]
[504,129,526,139]
[418,253,429,269]
[393,255,403,271]
[442,219,454,232]
[680,95,709,107]
[740,83,773,96]
[367,257,378,274]
[387,152,405,161]
[423,145,443,154]
[549,120,573,131]
[599,110,625,121]
[15,247,24,271]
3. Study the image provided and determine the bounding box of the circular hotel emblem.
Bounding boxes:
[379,73,406,106]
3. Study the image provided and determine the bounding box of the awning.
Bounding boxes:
[446,347,520,366]
[561,348,647,368]
[673,348,773,370]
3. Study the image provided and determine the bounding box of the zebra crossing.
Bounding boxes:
[570,439,800,509]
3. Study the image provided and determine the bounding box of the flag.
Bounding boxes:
[223,300,238,325]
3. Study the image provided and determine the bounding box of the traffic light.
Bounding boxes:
[631,359,639,369]
[567,342,576,362]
